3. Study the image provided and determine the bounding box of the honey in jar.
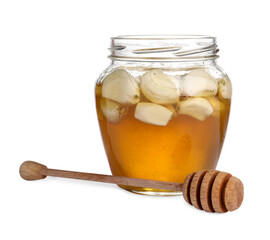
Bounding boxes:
[95,35,232,195]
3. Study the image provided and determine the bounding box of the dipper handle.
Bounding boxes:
[19,161,183,191]
[19,161,244,213]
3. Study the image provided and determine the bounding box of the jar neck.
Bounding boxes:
[111,59,217,70]
[109,35,219,63]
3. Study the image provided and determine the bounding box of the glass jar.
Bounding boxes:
[95,35,232,196]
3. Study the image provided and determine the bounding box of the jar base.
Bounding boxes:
[118,185,182,196]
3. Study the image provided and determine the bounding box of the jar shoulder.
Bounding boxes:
[97,62,231,85]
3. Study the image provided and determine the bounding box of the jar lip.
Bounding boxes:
[112,35,216,40]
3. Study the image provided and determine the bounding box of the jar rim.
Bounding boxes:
[112,35,215,41]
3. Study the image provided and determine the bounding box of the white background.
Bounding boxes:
[0,0,269,239]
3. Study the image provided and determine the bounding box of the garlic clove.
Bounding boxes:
[135,102,173,126]
[182,69,218,97]
[140,69,180,104]
[218,76,232,100]
[100,98,128,123]
[177,97,213,121]
[102,69,140,105]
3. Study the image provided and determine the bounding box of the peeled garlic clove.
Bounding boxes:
[182,69,218,97]
[100,98,128,123]
[207,97,225,117]
[140,69,180,104]
[135,102,173,126]
[218,76,232,100]
[102,69,140,105]
[178,98,213,121]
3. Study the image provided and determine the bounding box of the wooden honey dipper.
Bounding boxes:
[19,161,244,213]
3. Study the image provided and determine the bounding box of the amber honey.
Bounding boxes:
[96,89,230,195]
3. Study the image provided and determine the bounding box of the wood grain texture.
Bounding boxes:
[224,176,244,211]
[42,168,184,191]
[19,161,47,180]
[183,172,196,205]
[211,172,232,213]
[189,170,208,210]
[200,170,220,212]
